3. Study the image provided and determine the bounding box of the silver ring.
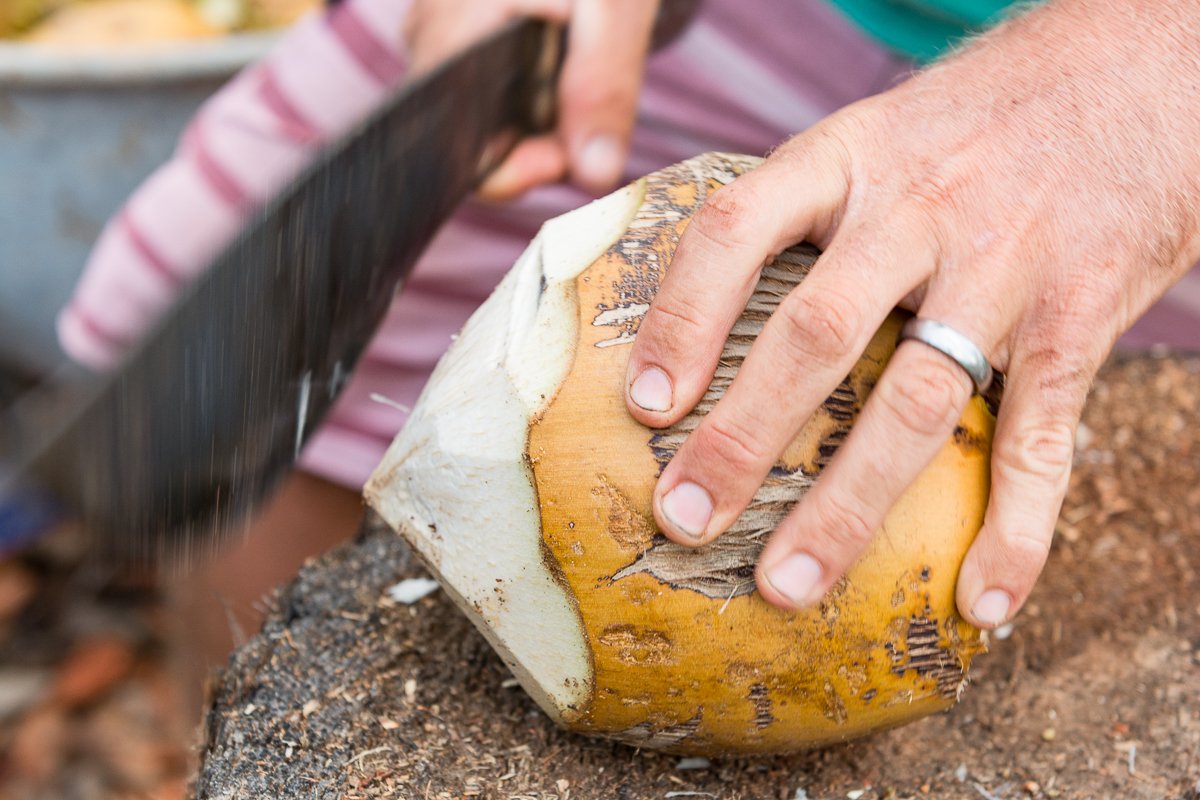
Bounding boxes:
[898,317,994,395]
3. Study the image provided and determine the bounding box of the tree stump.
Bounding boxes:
[194,354,1200,800]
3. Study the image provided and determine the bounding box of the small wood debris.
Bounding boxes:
[386,578,440,604]
[1114,741,1137,775]
[972,783,1005,800]
[51,636,136,709]
[345,745,392,767]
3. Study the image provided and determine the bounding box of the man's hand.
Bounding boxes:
[624,0,1200,628]
[405,0,659,198]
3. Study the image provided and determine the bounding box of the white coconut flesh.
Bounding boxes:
[365,180,647,720]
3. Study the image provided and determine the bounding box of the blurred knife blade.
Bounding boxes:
[0,18,561,563]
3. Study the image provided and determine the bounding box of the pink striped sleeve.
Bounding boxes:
[57,0,413,369]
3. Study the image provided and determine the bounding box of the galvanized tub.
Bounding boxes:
[0,34,277,369]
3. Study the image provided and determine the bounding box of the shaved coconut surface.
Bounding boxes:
[366,182,645,719]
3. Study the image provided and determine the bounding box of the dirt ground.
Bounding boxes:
[192,353,1200,800]
[0,530,190,799]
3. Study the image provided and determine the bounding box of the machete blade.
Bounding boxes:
[0,19,560,563]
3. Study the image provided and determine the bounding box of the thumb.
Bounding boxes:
[558,0,659,193]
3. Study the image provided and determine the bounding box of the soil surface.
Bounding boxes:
[0,527,190,800]
[194,353,1200,800]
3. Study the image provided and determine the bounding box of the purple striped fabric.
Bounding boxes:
[57,0,1200,489]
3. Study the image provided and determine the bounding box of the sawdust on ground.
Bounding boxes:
[194,354,1200,800]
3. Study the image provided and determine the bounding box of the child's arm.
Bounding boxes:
[57,0,413,368]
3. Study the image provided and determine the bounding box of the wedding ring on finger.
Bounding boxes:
[897,317,994,395]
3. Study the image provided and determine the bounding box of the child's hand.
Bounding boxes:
[405,0,660,198]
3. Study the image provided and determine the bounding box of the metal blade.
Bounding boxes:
[0,18,561,563]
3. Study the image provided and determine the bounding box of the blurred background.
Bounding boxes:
[0,3,315,796]
[1,2,1198,797]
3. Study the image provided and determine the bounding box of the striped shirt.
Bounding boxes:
[57,0,1200,489]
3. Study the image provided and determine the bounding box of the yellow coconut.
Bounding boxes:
[366,152,994,755]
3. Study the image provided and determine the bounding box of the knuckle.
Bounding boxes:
[644,291,707,339]
[875,357,966,437]
[984,525,1053,577]
[565,77,633,120]
[695,414,772,474]
[774,290,865,368]
[691,184,761,249]
[995,419,1076,484]
[811,490,876,554]
[907,168,967,215]
[1013,338,1099,406]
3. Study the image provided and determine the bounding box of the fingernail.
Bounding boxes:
[763,553,823,607]
[660,482,713,540]
[576,135,623,190]
[629,367,672,412]
[972,589,1012,627]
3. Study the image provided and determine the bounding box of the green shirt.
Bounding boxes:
[826,0,1020,62]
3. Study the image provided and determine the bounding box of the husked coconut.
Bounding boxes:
[366,152,995,755]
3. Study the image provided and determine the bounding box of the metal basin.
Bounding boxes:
[0,33,277,369]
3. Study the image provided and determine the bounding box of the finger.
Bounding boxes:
[753,312,990,609]
[477,135,568,201]
[650,222,933,546]
[557,0,659,192]
[955,341,1094,629]
[626,136,851,430]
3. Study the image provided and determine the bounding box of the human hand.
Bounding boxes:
[405,0,660,198]
[624,0,1200,629]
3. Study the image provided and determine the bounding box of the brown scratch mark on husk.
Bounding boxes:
[748,683,775,729]
[953,424,989,455]
[889,616,970,701]
[607,713,702,749]
[596,624,675,666]
[822,680,849,725]
[725,660,765,682]
[591,476,656,553]
[838,663,869,697]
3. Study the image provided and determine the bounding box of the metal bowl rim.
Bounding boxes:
[0,30,279,86]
